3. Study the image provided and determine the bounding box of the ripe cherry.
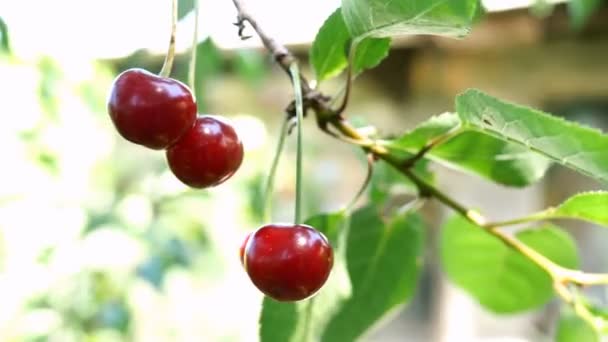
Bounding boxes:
[166,115,244,188]
[243,224,333,302]
[107,68,197,149]
[239,232,252,266]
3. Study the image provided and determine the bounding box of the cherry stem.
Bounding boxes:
[290,63,305,225]
[263,117,290,223]
[188,0,200,92]
[345,153,374,213]
[334,63,352,116]
[159,0,178,78]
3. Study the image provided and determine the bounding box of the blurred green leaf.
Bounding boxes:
[178,0,195,20]
[136,256,166,289]
[321,206,425,341]
[557,308,599,342]
[0,17,10,54]
[569,0,602,30]
[310,8,391,82]
[234,49,268,86]
[194,38,222,111]
[369,158,432,205]
[259,298,299,342]
[36,151,60,175]
[341,0,482,40]
[95,300,130,332]
[305,211,347,246]
[541,191,608,227]
[457,89,608,185]
[37,57,63,122]
[441,216,579,313]
[383,112,550,187]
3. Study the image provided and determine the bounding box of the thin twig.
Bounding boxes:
[188,0,200,92]
[231,0,335,124]
[345,153,375,213]
[159,0,178,78]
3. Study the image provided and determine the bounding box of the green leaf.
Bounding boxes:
[259,211,350,342]
[178,0,195,20]
[259,298,299,342]
[441,216,579,313]
[322,205,425,341]
[383,112,551,187]
[341,0,483,40]
[351,37,391,75]
[0,17,10,54]
[194,38,222,111]
[557,308,599,342]
[546,192,608,227]
[456,89,608,185]
[369,160,417,204]
[310,8,391,82]
[234,49,268,86]
[568,0,602,30]
[310,9,351,82]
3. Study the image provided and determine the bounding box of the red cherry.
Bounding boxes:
[166,115,244,188]
[243,224,334,302]
[239,232,252,266]
[107,68,197,149]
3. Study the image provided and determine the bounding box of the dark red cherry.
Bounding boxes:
[107,68,197,149]
[243,224,334,302]
[166,115,244,188]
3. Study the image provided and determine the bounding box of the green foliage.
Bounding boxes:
[0,17,10,54]
[350,37,391,75]
[310,8,391,82]
[259,298,299,342]
[194,38,222,111]
[234,49,268,86]
[178,0,195,20]
[568,0,602,30]
[368,159,419,204]
[548,191,608,227]
[341,0,482,40]
[322,206,425,341]
[557,308,599,342]
[441,216,579,313]
[456,89,608,184]
[383,113,550,187]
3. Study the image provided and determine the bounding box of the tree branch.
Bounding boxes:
[228,0,608,305]
[231,0,335,124]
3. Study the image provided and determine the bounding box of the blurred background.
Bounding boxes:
[0,0,607,341]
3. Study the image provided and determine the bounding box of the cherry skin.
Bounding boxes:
[243,224,334,302]
[166,115,244,188]
[107,68,197,149]
[239,232,252,266]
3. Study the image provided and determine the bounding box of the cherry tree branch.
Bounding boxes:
[231,0,335,123]
[228,0,608,298]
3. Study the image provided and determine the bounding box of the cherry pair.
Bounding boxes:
[240,224,334,302]
[107,68,243,188]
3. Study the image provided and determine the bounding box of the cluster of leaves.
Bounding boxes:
[255,0,608,341]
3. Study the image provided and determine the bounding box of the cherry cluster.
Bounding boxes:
[107,68,244,188]
[107,68,333,302]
